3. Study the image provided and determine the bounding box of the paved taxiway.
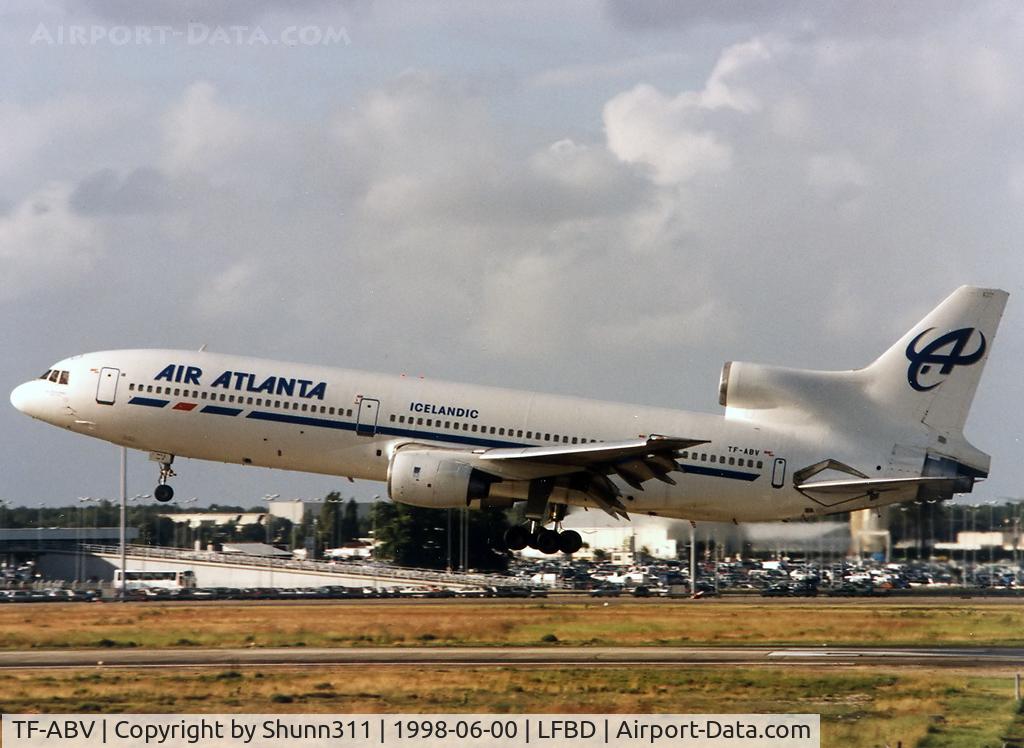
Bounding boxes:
[2,646,1023,669]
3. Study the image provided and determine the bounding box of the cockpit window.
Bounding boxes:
[48,370,60,383]
[59,371,69,385]
[40,370,52,380]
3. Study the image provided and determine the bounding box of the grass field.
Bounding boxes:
[0,665,1019,747]
[6,599,1024,747]
[2,599,1024,649]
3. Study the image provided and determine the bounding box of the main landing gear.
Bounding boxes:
[150,452,176,502]
[504,523,583,555]
[504,486,583,555]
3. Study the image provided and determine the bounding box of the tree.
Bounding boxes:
[318,491,342,549]
[341,498,359,541]
[373,502,510,572]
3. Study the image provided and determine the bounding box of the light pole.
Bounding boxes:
[262,494,280,545]
[36,502,46,550]
[371,495,380,591]
[0,499,10,576]
[180,497,198,549]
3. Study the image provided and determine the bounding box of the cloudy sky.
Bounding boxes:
[2,1,1023,509]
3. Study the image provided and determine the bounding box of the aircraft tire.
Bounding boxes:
[536,529,561,555]
[557,530,583,554]
[154,484,174,502]
[504,525,530,551]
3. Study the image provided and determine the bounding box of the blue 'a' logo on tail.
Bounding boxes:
[905,327,986,392]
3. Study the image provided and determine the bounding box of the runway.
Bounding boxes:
[2,645,1023,669]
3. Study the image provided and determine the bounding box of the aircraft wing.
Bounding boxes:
[476,435,708,519]
[477,435,706,467]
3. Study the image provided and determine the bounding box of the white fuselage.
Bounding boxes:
[10,348,914,523]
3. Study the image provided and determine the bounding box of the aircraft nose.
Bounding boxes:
[10,381,33,414]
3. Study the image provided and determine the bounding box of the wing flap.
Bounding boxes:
[478,435,706,468]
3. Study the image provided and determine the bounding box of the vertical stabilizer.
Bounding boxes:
[860,286,1008,435]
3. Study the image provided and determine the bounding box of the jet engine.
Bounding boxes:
[386,448,496,509]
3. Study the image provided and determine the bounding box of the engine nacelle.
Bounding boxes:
[387,448,495,509]
[719,360,857,413]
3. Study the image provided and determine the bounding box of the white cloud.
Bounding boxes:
[191,260,263,320]
[161,81,249,175]
[603,84,733,185]
[0,183,104,301]
[590,300,737,349]
[806,152,864,196]
[602,39,776,185]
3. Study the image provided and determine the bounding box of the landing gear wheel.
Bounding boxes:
[557,530,583,555]
[504,525,531,551]
[154,484,174,502]
[535,529,561,555]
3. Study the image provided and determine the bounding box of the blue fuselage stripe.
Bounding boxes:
[201,405,243,417]
[128,397,169,408]
[128,403,761,482]
[679,464,759,482]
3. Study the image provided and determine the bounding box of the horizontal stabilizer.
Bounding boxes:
[797,476,959,497]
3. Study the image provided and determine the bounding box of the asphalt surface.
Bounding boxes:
[2,646,1024,669]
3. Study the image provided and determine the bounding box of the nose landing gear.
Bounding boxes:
[150,452,176,502]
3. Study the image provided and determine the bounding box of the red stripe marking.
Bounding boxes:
[172,402,197,411]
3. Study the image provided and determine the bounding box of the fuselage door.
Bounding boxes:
[96,367,120,405]
[355,396,380,437]
[771,457,787,489]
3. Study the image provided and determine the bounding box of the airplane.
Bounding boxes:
[10,286,1007,555]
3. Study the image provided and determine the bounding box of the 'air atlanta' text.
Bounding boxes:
[154,364,327,400]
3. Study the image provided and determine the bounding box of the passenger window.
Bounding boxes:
[129,383,135,391]
[471,424,478,432]
[445,421,451,429]
[710,455,717,463]
[728,457,735,465]
[489,426,496,434]
[545,433,551,441]
[147,385,153,392]
[228,395,236,403]
[701,453,707,461]
[389,414,395,422]
[173,388,180,396]
[498,428,505,436]
[301,403,308,412]
[201,392,208,400]
[526,431,532,439]
[517,430,523,437]
[463,423,469,431]
[416,417,423,425]
[757,460,763,469]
